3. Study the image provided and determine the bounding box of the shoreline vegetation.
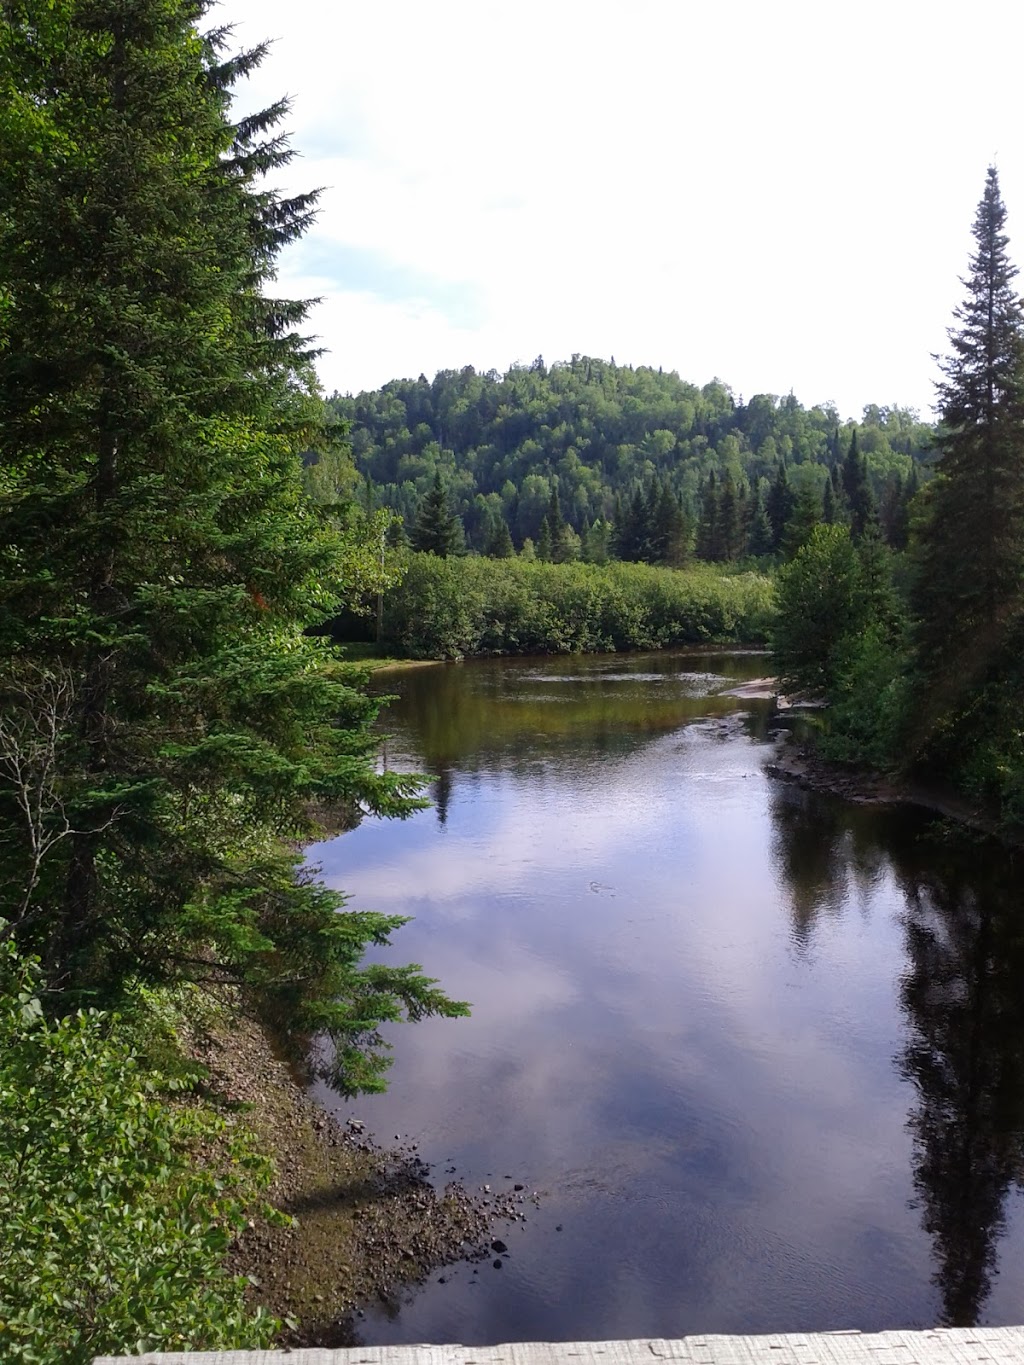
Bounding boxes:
[338,553,775,661]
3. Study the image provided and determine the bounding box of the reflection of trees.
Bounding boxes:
[768,788,850,946]
[768,787,892,947]
[432,765,453,828]
[895,849,1024,1325]
[768,790,1024,1323]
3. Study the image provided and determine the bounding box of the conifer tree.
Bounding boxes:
[412,472,464,557]
[765,462,796,554]
[842,431,877,541]
[485,512,515,558]
[696,472,721,561]
[718,474,744,561]
[0,0,464,1087]
[748,483,774,557]
[909,166,1024,787]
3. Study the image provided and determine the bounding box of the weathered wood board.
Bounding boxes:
[93,1325,1024,1365]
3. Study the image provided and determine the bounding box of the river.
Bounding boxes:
[307,649,1024,1344]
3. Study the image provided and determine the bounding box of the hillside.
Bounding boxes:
[328,357,935,559]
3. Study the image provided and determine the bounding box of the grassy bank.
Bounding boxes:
[378,554,774,659]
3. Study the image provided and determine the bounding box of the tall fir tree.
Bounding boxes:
[842,430,877,541]
[0,0,464,1088]
[765,461,796,554]
[696,472,721,561]
[909,166,1024,791]
[412,472,464,557]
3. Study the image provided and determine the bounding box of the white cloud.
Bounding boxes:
[215,0,1024,415]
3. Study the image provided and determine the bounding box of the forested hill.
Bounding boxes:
[327,357,936,559]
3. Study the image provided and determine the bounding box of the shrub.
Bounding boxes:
[0,937,278,1365]
[380,554,773,658]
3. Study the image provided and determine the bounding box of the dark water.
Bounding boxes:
[307,650,1024,1343]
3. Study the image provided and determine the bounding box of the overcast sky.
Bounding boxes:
[217,0,1024,420]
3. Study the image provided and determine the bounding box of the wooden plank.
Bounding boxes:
[93,1326,1024,1365]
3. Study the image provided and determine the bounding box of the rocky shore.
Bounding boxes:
[765,736,1010,840]
[189,1012,523,1348]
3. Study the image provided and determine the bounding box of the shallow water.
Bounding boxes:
[308,650,1024,1344]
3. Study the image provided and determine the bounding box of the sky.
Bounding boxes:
[217,0,1024,421]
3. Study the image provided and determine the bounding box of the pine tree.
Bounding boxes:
[718,474,744,561]
[916,166,1024,661]
[781,478,823,560]
[842,430,877,541]
[485,512,515,558]
[650,484,689,566]
[747,483,774,557]
[0,0,464,1087]
[696,472,721,561]
[909,166,1024,787]
[765,462,796,554]
[412,472,464,557]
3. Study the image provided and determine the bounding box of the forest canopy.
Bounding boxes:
[327,360,934,562]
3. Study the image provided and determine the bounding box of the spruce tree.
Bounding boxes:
[748,483,774,557]
[485,512,515,558]
[842,430,877,541]
[916,166,1024,661]
[909,166,1024,790]
[0,0,464,1088]
[765,462,796,554]
[696,472,721,561]
[412,472,464,557]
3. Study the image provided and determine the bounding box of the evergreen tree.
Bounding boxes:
[544,486,574,563]
[718,474,744,561]
[696,472,721,561]
[650,484,689,567]
[615,487,650,562]
[536,517,553,562]
[909,166,1024,787]
[781,478,823,559]
[747,483,774,557]
[485,512,515,558]
[412,472,464,557]
[765,462,796,554]
[842,430,877,541]
[0,0,464,1087]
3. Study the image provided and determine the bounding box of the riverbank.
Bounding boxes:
[187,1011,520,1348]
[765,735,1018,843]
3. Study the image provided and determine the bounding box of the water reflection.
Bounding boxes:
[893,840,1024,1325]
[769,789,1024,1325]
[309,652,1024,1343]
[769,788,893,950]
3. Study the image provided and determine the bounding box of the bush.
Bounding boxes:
[819,623,912,770]
[380,553,774,658]
[0,937,278,1365]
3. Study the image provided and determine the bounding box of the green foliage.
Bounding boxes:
[331,360,934,559]
[769,170,1024,826]
[0,0,465,1090]
[771,525,865,696]
[908,168,1024,806]
[818,623,912,769]
[411,472,465,557]
[0,935,277,1365]
[378,553,773,659]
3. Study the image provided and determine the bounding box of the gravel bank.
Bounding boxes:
[189,1012,520,1347]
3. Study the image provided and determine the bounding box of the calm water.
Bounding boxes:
[308,650,1024,1344]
